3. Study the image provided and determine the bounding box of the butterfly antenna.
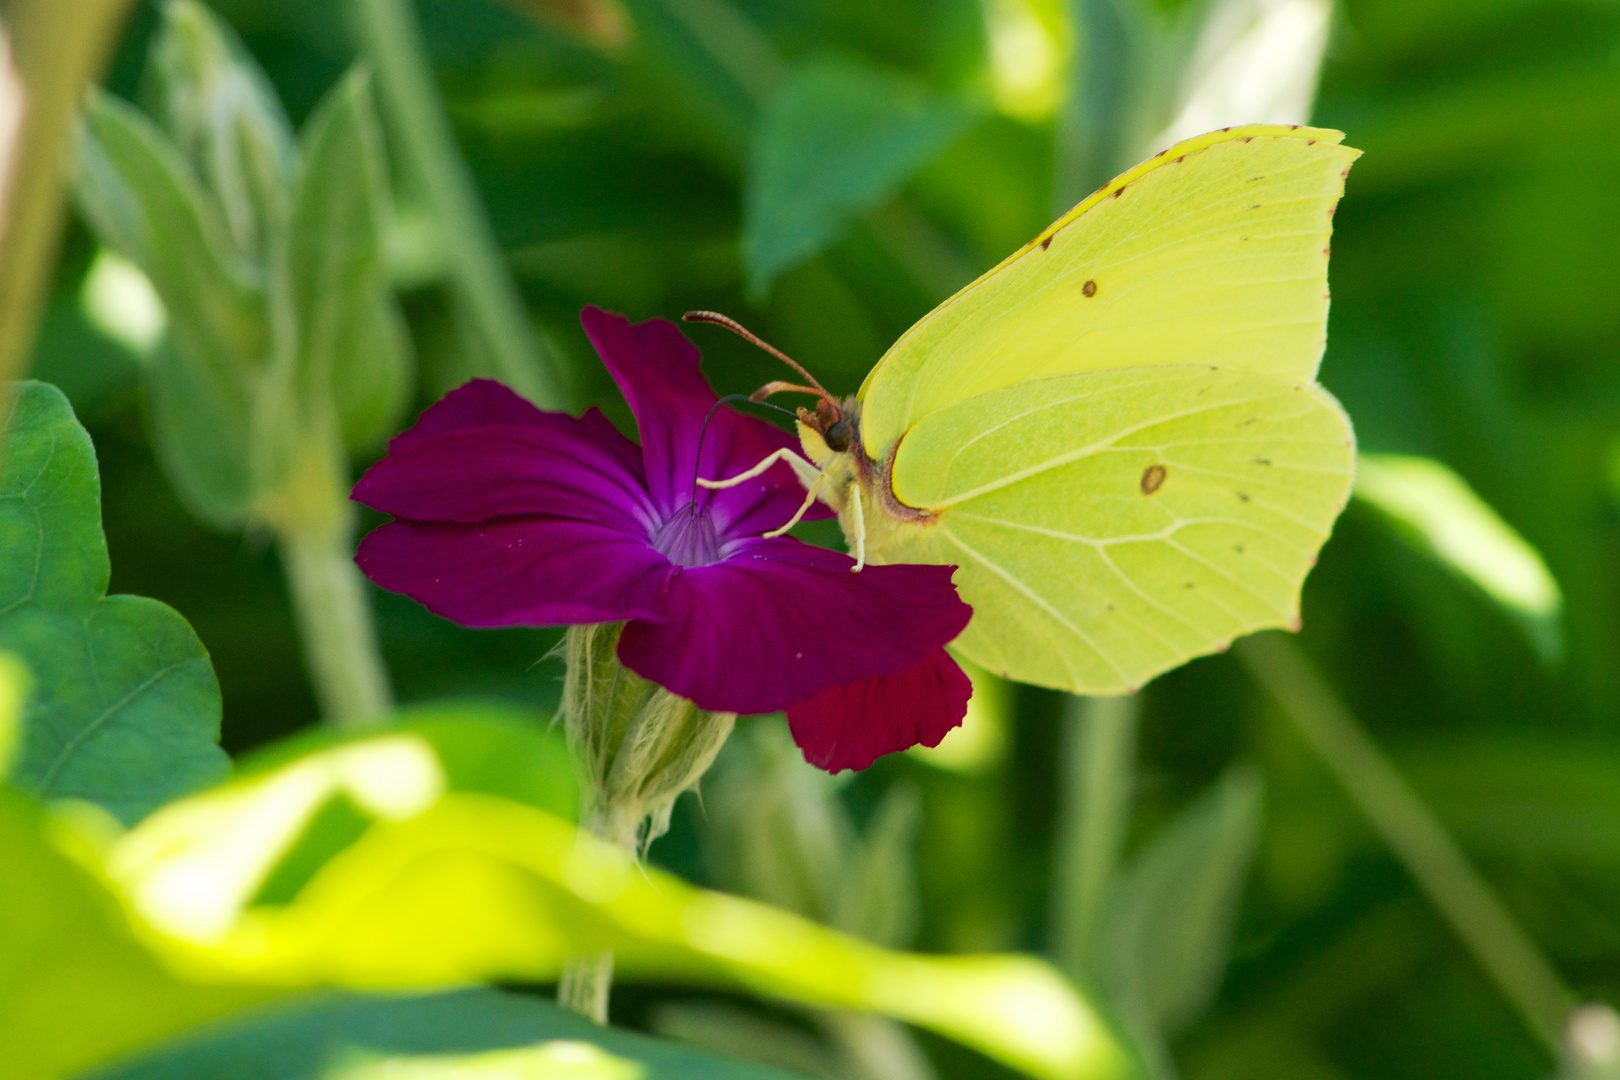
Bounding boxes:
[687,393,797,518]
[683,311,830,397]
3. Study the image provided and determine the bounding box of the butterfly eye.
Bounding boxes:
[824,420,853,452]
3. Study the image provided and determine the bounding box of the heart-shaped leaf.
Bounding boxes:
[1,382,228,823]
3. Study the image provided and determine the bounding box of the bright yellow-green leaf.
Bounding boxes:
[115,791,1121,1080]
[0,786,275,1080]
[329,1040,646,1080]
[1354,452,1563,661]
[11,725,1125,1080]
[0,651,29,777]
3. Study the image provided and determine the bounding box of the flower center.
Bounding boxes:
[651,510,722,568]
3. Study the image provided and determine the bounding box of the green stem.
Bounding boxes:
[1050,693,1140,981]
[0,0,138,387]
[278,509,393,728]
[1237,632,1575,1051]
[557,949,615,1024]
[347,0,565,408]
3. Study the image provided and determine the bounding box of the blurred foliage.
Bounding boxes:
[1,692,1118,1080]
[8,0,1619,1076]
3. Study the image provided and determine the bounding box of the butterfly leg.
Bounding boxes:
[696,448,822,491]
[762,473,827,539]
[849,484,866,573]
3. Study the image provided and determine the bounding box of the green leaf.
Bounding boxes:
[234,703,579,908]
[75,90,265,526]
[282,68,413,453]
[145,0,297,264]
[101,735,1124,1080]
[0,786,273,1080]
[90,988,806,1080]
[0,382,228,823]
[743,56,971,297]
[832,781,921,949]
[1354,452,1564,664]
[0,651,30,777]
[1095,766,1263,1071]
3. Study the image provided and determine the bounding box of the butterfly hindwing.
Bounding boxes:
[878,364,1354,693]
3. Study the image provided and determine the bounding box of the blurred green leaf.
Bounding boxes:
[283,68,413,453]
[1096,766,1263,1071]
[0,785,272,1080]
[833,781,921,949]
[93,988,808,1080]
[0,382,228,824]
[0,650,30,777]
[330,1041,647,1080]
[75,89,264,525]
[744,56,972,297]
[96,730,1121,1080]
[145,0,296,264]
[652,999,841,1079]
[706,722,850,925]
[1354,452,1563,664]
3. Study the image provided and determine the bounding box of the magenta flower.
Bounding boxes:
[353,307,972,772]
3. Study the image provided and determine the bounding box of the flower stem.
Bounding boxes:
[556,623,737,1021]
[557,949,615,1025]
[262,440,393,728]
[1050,693,1139,980]
[0,0,137,387]
[346,0,565,409]
[1236,632,1575,1051]
[278,516,393,728]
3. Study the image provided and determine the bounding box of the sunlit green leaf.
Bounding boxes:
[283,68,413,452]
[0,786,272,1080]
[95,730,1122,1080]
[0,383,228,823]
[1096,766,1263,1073]
[744,56,972,296]
[330,1041,646,1080]
[1354,452,1563,663]
[0,651,31,778]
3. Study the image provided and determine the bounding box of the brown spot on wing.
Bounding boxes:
[1082,279,1098,298]
[1140,464,1167,494]
[1040,235,1053,251]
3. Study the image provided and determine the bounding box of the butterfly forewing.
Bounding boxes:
[858,126,1359,459]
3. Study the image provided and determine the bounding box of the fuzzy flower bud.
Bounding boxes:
[562,622,735,850]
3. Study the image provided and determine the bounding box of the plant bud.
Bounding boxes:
[561,623,736,850]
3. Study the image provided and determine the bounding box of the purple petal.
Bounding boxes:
[356,516,675,626]
[787,649,972,773]
[615,537,970,714]
[353,380,653,535]
[580,307,830,540]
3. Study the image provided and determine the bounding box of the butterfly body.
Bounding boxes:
[784,124,1359,695]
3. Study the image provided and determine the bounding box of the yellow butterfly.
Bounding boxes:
[695,124,1359,695]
